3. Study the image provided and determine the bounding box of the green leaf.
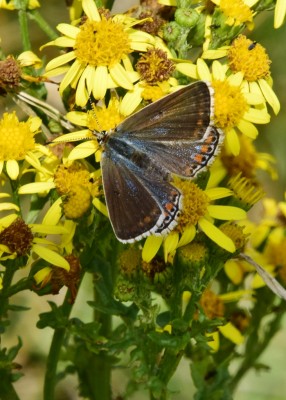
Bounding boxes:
[147,331,191,351]
[8,304,30,312]
[37,301,69,329]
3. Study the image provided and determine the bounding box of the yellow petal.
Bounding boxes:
[219,289,253,302]
[68,141,98,160]
[227,72,244,87]
[120,86,143,116]
[224,259,243,284]
[197,58,211,81]
[34,267,52,285]
[164,231,179,261]
[60,59,84,95]
[243,107,270,124]
[92,198,108,218]
[52,130,92,143]
[32,245,70,270]
[206,331,220,352]
[205,187,233,200]
[177,225,196,248]
[202,47,229,59]
[92,66,108,99]
[42,198,63,225]
[175,63,198,79]
[6,159,19,180]
[218,322,244,345]
[212,60,227,81]
[66,111,88,127]
[45,51,76,72]
[30,224,68,235]
[56,23,80,38]
[0,203,20,212]
[82,0,100,21]
[258,79,280,115]
[226,129,240,156]
[198,217,236,252]
[18,182,55,194]
[142,235,163,263]
[109,63,133,90]
[237,119,258,139]
[207,205,246,220]
[274,0,286,28]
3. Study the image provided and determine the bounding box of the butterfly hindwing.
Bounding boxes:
[101,148,181,242]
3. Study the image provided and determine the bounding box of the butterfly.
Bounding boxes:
[99,81,223,243]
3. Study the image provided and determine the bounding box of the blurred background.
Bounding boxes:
[1,1,286,399]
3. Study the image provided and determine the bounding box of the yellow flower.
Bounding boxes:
[211,0,257,29]
[220,135,277,180]
[17,51,42,69]
[0,112,41,180]
[54,162,101,219]
[184,288,250,351]
[52,97,126,163]
[34,254,81,303]
[142,178,246,263]
[0,0,39,10]
[177,59,270,155]
[227,35,280,114]
[43,0,155,106]
[0,213,70,269]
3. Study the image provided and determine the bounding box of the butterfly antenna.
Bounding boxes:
[88,97,104,133]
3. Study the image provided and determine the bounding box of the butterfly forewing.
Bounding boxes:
[116,81,213,140]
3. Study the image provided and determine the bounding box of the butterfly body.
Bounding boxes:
[100,81,223,243]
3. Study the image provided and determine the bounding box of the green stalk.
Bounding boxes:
[43,292,74,400]
[230,309,284,392]
[82,286,112,399]
[28,10,58,40]
[0,378,20,400]
[0,264,18,317]
[18,9,31,51]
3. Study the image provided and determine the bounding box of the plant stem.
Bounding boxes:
[86,289,112,399]
[0,264,17,317]
[0,378,20,400]
[230,308,284,392]
[28,10,58,40]
[18,9,31,51]
[43,292,74,400]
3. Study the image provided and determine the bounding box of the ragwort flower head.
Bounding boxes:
[0,213,70,270]
[211,0,256,28]
[0,111,41,180]
[227,35,280,115]
[43,0,155,106]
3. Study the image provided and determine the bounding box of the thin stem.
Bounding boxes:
[28,10,58,40]
[18,8,31,51]
[86,285,112,399]
[43,292,74,400]
[0,264,17,317]
[105,0,116,10]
